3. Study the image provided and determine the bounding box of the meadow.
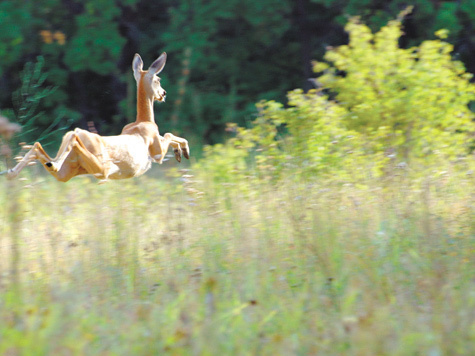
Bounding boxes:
[0,162,474,355]
[1,14,475,355]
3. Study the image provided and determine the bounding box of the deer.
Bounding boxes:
[0,52,190,183]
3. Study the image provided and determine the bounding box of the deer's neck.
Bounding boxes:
[136,78,155,123]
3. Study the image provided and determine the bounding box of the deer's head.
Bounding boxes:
[132,53,167,102]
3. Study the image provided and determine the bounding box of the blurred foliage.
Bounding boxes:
[1,156,474,355]
[199,14,475,183]
[64,1,126,73]
[0,0,475,150]
[317,17,475,161]
[11,56,77,148]
[161,0,294,143]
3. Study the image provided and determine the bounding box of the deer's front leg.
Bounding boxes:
[164,133,190,160]
[150,133,190,164]
[150,134,170,164]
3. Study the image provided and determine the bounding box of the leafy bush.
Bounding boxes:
[316,18,475,163]
[199,13,475,183]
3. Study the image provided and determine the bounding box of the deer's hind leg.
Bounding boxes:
[71,136,108,179]
[4,142,56,179]
[3,130,107,182]
[49,129,109,181]
[3,140,83,182]
[45,129,84,172]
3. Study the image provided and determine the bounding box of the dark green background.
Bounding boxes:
[1,0,474,151]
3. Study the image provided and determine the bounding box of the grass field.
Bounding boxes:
[0,164,474,355]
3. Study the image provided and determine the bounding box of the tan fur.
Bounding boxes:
[3,53,189,183]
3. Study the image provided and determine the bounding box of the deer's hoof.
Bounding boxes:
[6,169,16,180]
[174,148,182,163]
[183,147,190,160]
[1,169,16,180]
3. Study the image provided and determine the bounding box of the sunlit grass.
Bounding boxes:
[0,165,474,355]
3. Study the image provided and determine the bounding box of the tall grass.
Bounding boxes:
[0,164,474,355]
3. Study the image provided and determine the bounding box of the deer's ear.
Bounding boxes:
[132,54,143,82]
[148,52,167,75]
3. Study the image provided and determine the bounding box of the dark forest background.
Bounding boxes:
[1,0,474,151]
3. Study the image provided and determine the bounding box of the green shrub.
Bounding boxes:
[201,13,475,183]
[317,18,475,163]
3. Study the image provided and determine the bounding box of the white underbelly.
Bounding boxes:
[102,135,152,179]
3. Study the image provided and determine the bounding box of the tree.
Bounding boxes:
[1,0,475,151]
[159,0,297,144]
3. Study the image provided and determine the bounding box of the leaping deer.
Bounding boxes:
[1,52,189,183]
